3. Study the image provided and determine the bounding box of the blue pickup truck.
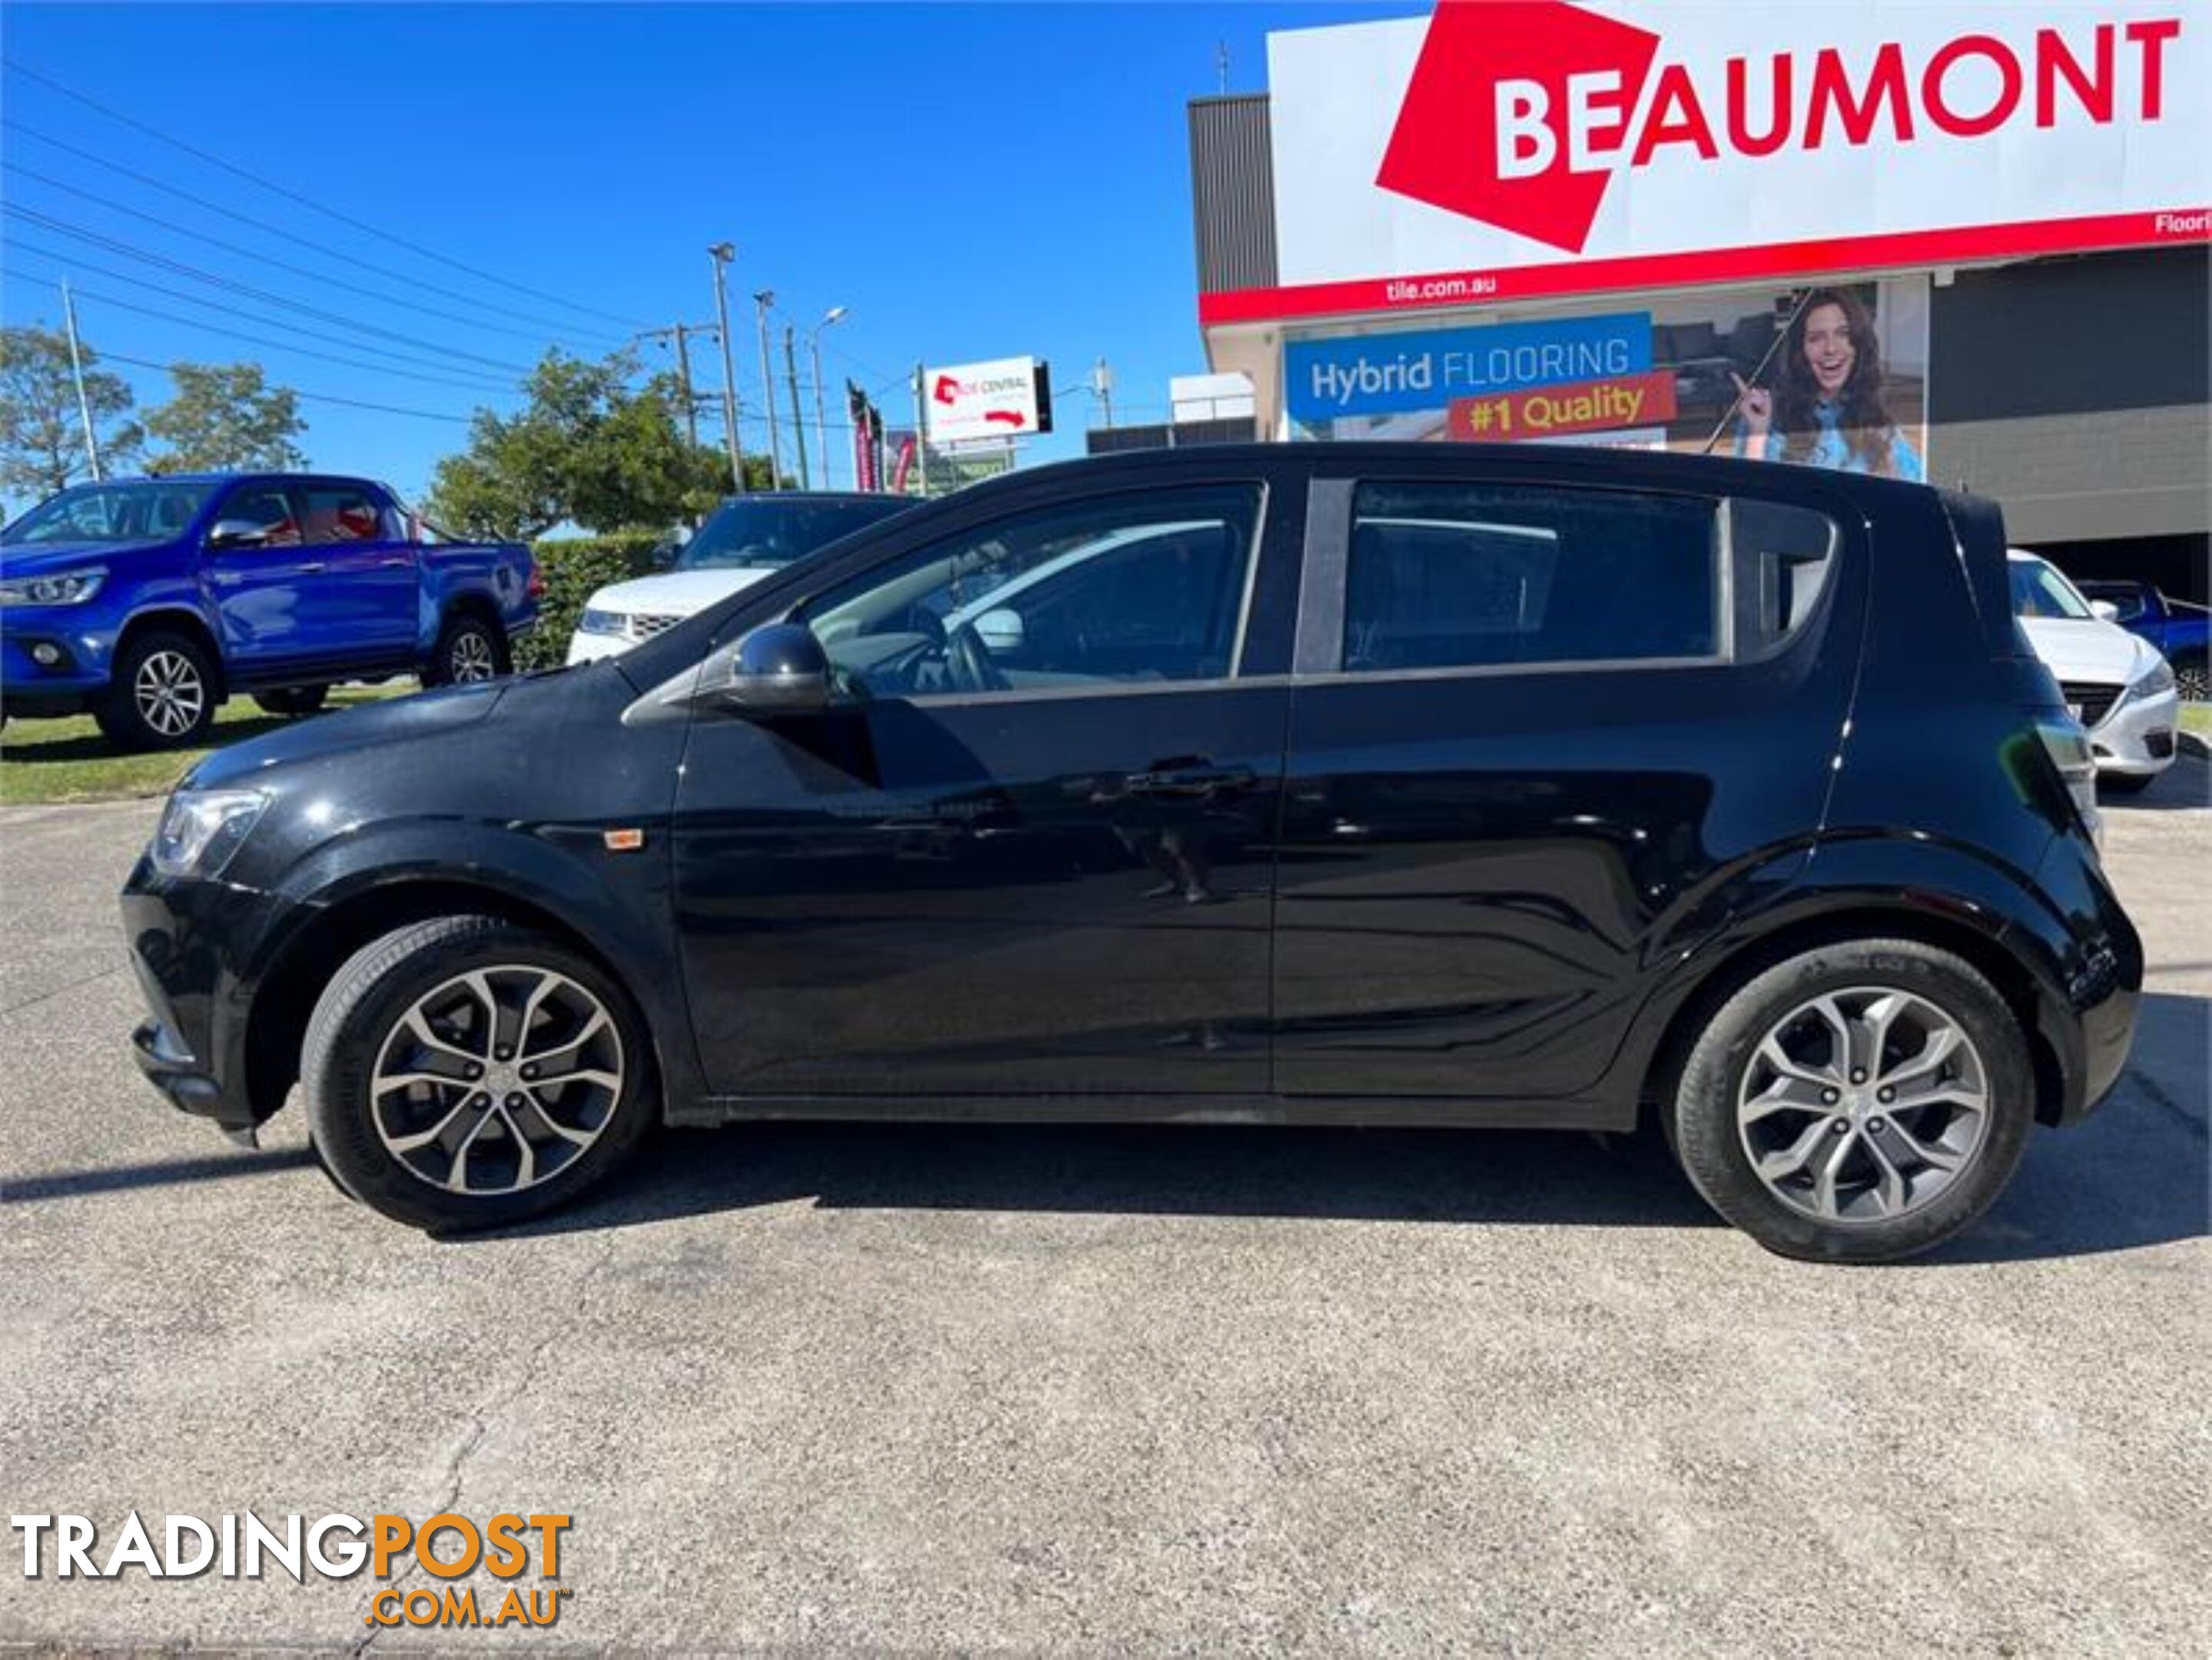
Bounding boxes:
[2077,579,2208,703]
[2,473,536,749]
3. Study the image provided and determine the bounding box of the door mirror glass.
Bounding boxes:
[974,607,1025,655]
[718,622,831,715]
[206,519,271,551]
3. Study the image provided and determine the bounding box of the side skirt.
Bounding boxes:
[669,1091,1634,1132]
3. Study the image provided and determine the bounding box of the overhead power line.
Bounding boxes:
[2,264,519,397]
[2,119,635,350]
[2,234,521,389]
[2,55,653,332]
[2,203,537,377]
[93,347,474,424]
[4,159,621,349]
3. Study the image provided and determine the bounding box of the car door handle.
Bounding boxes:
[376,556,413,568]
[297,560,328,574]
[1127,763,1258,796]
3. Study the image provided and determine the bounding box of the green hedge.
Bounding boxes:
[515,533,665,670]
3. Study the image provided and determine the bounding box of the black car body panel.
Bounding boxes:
[120,444,2140,1151]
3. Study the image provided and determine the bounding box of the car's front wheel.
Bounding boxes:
[1670,939,2034,1263]
[97,629,219,751]
[302,915,655,1230]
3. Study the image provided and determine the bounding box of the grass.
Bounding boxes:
[1,684,406,807]
[2180,702,2211,739]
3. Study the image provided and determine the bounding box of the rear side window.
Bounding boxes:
[217,486,302,549]
[1342,482,1719,672]
[1730,498,1837,656]
[301,485,387,545]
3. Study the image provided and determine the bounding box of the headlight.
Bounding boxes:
[578,607,628,637]
[2130,657,2175,699]
[151,788,268,878]
[0,567,106,606]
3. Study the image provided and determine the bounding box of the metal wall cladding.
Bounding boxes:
[1187,95,1278,295]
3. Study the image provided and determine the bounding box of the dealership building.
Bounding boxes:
[1186,1,2210,598]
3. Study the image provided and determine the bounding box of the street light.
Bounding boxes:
[810,306,847,490]
[706,244,744,493]
[752,290,784,489]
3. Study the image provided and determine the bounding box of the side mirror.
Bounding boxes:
[2089,599,2120,622]
[974,607,1025,655]
[717,622,831,715]
[207,519,270,551]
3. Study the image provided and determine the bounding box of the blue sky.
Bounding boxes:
[2,2,1399,506]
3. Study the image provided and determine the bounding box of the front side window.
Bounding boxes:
[795,485,1262,699]
[300,485,386,545]
[2009,558,2089,620]
[1341,483,1719,672]
[215,486,302,549]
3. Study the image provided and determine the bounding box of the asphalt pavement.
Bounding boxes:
[2,765,2206,1655]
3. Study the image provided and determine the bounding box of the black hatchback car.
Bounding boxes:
[122,445,2140,1260]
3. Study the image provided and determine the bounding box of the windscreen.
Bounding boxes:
[3,482,214,545]
[676,497,907,573]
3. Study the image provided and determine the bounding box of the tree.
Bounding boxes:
[144,362,307,473]
[0,324,142,502]
[425,348,768,542]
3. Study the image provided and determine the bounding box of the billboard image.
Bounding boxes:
[922,356,1053,445]
[1216,0,2210,324]
[1286,277,1930,479]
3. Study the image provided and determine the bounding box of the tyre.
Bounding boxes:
[423,612,509,686]
[301,915,655,1230]
[2174,655,2207,705]
[1669,939,2034,1263]
[253,685,330,718]
[96,629,218,751]
[2099,772,2157,796]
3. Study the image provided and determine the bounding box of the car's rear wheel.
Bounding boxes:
[96,629,218,751]
[2171,654,2206,704]
[1669,939,2034,1263]
[302,915,655,1230]
[253,686,330,718]
[424,613,508,686]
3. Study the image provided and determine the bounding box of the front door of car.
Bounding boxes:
[201,482,320,671]
[1272,470,1864,1103]
[669,476,1301,1101]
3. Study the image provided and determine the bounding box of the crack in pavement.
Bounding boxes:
[1,963,127,1019]
[350,1233,620,1655]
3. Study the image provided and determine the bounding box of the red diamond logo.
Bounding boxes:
[1376,0,1661,254]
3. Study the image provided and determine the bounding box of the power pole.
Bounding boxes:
[912,362,932,499]
[59,279,102,482]
[708,244,745,494]
[1093,357,1116,429]
[672,323,698,450]
[1216,40,1229,95]
[754,291,784,490]
[782,324,810,490]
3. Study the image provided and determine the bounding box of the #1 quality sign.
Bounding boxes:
[924,356,1053,445]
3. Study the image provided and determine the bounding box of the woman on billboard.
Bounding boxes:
[1733,288,1923,481]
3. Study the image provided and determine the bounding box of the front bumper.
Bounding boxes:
[2088,686,2180,777]
[0,624,118,717]
[121,855,287,1132]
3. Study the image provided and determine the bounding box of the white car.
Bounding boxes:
[566,493,910,663]
[2008,550,2178,794]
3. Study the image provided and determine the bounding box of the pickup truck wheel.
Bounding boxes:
[253,686,330,718]
[426,614,508,686]
[96,630,218,751]
[301,915,656,1230]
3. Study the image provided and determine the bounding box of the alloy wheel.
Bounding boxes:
[133,649,205,738]
[370,965,625,1195]
[2177,662,2207,704]
[449,630,498,682]
[1736,986,1990,1225]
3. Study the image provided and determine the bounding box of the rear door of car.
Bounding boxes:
[291,480,417,660]
[1272,455,1865,1105]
